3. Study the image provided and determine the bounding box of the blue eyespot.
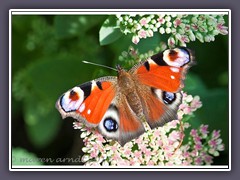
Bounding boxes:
[162,91,176,104]
[103,118,118,132]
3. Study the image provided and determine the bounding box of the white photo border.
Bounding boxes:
[9,9,231,171]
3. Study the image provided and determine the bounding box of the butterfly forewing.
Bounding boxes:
[56,76,117,127]
[131,47,194,92]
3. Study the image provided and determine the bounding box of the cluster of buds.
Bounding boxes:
[116,14,228,47]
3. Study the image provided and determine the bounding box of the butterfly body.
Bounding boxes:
[56,47,194,146]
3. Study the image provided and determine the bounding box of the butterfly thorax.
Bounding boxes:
[117,67,143,117]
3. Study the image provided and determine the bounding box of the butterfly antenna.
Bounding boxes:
[82,61,117,71]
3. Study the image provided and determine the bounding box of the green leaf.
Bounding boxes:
[13,55,97,148]
[12,147,43,165]
[184,73,207,96]
[132,32,162,53]
[99,16,123,45]
[23,96,61,149]
[54,15,106,39]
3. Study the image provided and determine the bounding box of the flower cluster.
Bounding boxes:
[181,126,224,165]
[116,14,228,47]
[73,92,224,166]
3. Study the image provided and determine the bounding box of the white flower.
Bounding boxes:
[166,27,172,34]
[165,15,171,22]
[159,27,165,34]
[132,35,140,44]
[155,22,161,28]
[147,29,154,37]
[166,21,172,27]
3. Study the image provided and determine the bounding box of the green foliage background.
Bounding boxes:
[11,15,229,165]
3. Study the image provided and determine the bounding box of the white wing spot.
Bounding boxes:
[87,109,91,115]
[148,59,155,65]
[170,67,179,73]
[79,103,85,113]
[171,75,175,79]
[91,80,97,91]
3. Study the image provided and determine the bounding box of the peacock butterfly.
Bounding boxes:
[56,47,194,146]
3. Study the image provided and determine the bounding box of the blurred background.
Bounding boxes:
[11,15,229,165]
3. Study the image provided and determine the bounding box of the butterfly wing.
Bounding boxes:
[139,86,182,129]
[97,93,145,146]
[130,47,194,92]
[56,76,145,146]
[56,76,117,127]
[130,47,194,129]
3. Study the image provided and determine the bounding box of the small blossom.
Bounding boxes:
[217,144,225,151]
[194,157,203,165]
[209,139,217,148]
[138,29,147,38]
[188,31,196,41]
[155,22,161,28]
[217,23,228,35]
[139,17,149,27]
[194,143,203,151]
[186,95,193,103]
[165,15,171,22]
[190,96,202,110]
[193,135,202,144]
[177,110,184,119]
[200,125,209,137]
[165,27,172,34]
[191,23,198,31]
[134,23,142,30]
[196,32,204,43]
[146,29,154,37]
[209,35,215,41]
[166,21,172,27]
[183,24,190,31]
[157,17,165,24]
[190,129,198,137]
[132,35,140,44]
[168,36,176,48]
[203,154,213,164]
[191,16,198,23]
[169,130,180,141]
[174,18,182,27]
[159,27,165,34]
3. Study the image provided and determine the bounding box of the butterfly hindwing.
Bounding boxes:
[97,95,145,146]
[139,86,182,129]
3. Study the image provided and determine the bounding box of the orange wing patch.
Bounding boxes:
[143,93,165,122]
[137,65,183,92]
[77,81,115,125]
[118,104,142,132]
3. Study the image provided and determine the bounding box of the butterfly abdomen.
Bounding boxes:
[117,69,143,117]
